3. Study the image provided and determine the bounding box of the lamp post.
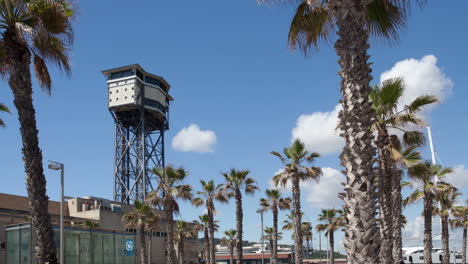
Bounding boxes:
[256,209,265,264]
[48,161,64,264]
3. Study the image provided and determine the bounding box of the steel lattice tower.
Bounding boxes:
[103,65,172,203]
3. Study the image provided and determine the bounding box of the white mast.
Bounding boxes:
[426,126,438,184]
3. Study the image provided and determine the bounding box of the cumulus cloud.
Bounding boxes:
[172,124,217,153]
[271,167,344,209]
[291,104,344,155]
[305,167,344,209]
[446,165,468,189]
[380,55,454,114]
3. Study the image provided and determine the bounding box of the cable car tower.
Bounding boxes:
[103,65,172,203]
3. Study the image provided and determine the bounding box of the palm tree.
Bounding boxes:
[263,227,284,264]
[404,162,453,264]
[221,229,237,264]
[271,139,322,264]
[193,215,219,263]
[302,221,313,259]
[433,186,459,264]
[0,103,10,127]
[450,201,468,264]
[0,1,74,262]
[370,78,438,263]
[147,166,193,264]
[192,180,229,264]
[260,189,291,264]
[175,220,196,264]
[257,0,425,262]
[316,209,345,264]
[122,200,160,264]
[223,169,259,264]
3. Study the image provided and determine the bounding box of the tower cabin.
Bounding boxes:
[102,64,173,131]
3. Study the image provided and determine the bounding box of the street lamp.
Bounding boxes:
[48,160,64,264]
[256,209,265,264]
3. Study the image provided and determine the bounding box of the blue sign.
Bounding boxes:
[125,239,134,256]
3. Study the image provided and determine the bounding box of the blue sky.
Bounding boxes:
[1,0,467,253]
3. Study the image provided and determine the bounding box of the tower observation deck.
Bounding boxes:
[102,64,173,203]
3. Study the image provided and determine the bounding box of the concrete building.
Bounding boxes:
[0,193,200,264]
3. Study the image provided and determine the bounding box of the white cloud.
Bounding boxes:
[380,55,454,115]
[305,167,344,209]
[291,104,344,155]
[172,124,217,153]
[446,165,468,189]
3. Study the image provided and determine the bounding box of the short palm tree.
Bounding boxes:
[316,209,345,264]
[193,214,219,263]
[433,186,459,264]
[221,229,237,264]
[223,169,258,264]
[450,201,468,264]
[192,180,229,264]
[370,77,437,263]
[147,166,193,264]
[175,220,196,264]
[404,162,453,264]
[263,227,283,264]
[260,189,291,264]
[302,221,313,259]
[257,0,425,262]
[272,139,322,264]
[0,1,75,262]
[122,200,160,264]
[0,103,10,127]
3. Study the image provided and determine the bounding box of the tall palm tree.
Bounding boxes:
[0,103,10,127]
[122,200,160,264]
[221,229,237,264]
[272,139,322,264]
[316,209,345,264]
[193,215,219,263]
[175,220,196,264]
[192,180,229,264]
[258,0,425,262]
[0,1,75,262]
[260,189,291,264]
[404,162,453,264]
[263,227,284,264]
[370,77,437,263]
[147,166,193,264]
[223,169,258,264]
[433,186,459,264]
[450,201,468,264]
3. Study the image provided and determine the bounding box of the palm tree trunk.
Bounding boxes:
[204,228,211,264]
[462,226,467,264]
[166,207,177,264]
[138,224,147,264]
[178,239,185,264]
[208,200,216,264]
[423,194,433,264]
[330,231,335,264]
[5,32,58,264]
[441,215,449,264]
[272,205,278,264]
[270,238,274,264]
[334,1,380,263]
[235,188,243,264]
[148,235,152,264]
[376,129,394,264]
[292,176,303,264]
[391,169,403,264]
[230,242,234,264]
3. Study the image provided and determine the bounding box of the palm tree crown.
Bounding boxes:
[0,103,10,127]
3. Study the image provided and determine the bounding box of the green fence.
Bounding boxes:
[6,223,136,264]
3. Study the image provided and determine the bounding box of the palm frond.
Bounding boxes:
[407,95,438,113]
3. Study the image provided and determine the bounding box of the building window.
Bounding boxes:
[108,69,134,80]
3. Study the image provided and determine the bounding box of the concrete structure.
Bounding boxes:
[0,193,200,264]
